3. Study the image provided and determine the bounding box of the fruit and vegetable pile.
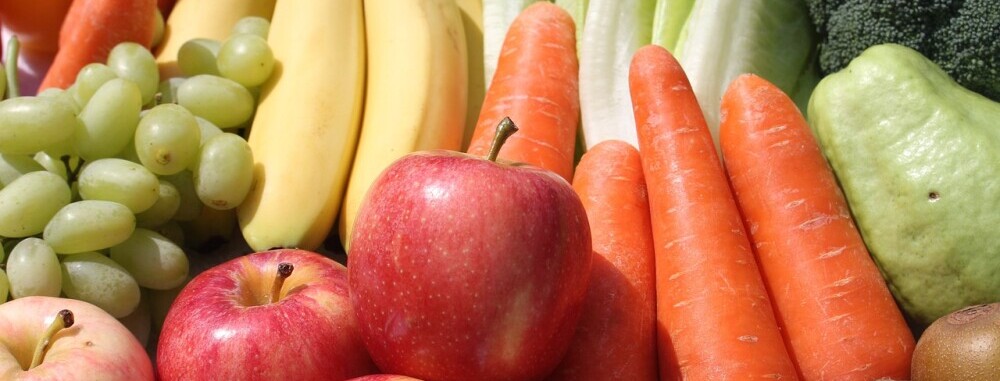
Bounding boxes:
[0,0,997,380]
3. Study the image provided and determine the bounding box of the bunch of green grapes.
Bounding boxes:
[0,17,273,342]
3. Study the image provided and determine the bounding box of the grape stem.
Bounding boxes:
[4,36,19,99]
[269,263,293,304]
[28,309,74,370]
[61,156,85,184]
[486,117,519,162]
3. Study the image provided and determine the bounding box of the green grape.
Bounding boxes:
[0,153,45,187]
[6,238,62,298]
[38,87,83,114]
[118,137,141,163]
[0,269,8,303]
[195,116,224,146]
[0,171,71,237]
[231,16,270,39]
[33,151,68,180]
[187,117,223,171]
[2,239,17,257]
[73,63,118,107]
[136,179,180,228]
[154,221,186,247]
[177,38,221,77]
[76,78,143,160]
[157,77,185,105]
[0,96,76,155]
[152,8,165,49]
[44,200,136,254]
[176,74,255,128]
[217,34,274,88]
[61,252,140,318]
[0,239,5,262]
[161,170,202,221]
[110,228,189,290]
[135,104,201,175]
[194,133,253,210]
[107,42,159,105]
[77,158,160,213]
[36,88,62,97]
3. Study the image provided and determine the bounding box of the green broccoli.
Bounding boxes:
[806,0,1000,101]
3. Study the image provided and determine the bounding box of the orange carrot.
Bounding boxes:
[720,74,915,380]
[39,0,157,91]
[629,44,798,381]
[465,2,578,182]
[549,139,657,380]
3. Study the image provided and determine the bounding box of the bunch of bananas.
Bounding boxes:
[215,0,486,253]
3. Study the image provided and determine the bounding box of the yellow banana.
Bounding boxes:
[455,0,486,150]
[237,0,366,252]
[153,0,276,79]
[339,0,469,252]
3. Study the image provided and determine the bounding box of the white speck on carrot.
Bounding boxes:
[798,214,836,230]
[769,139,791,149]
[784,199,805,209]
[830,276,855,287]
[818,246,847,259]
[826,313,851,323]
[738,335,759,343]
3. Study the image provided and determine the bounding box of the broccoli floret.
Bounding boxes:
[807,0,1000,101]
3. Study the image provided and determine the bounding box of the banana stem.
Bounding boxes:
[29,309,74,370]
[270,262,294,304]
[487,117,519,162]
[5,36,19,99]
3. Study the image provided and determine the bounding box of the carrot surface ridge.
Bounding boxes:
[719,73,915,381]
[630,44,798,381]
[465,2,579,182]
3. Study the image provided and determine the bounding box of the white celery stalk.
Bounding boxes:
[578,0,657,149]
[673,0,818,152]
[651,0,695,52]
[483,0,546,89]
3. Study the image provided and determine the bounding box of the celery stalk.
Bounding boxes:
[651,0,695,52]
[578,0,657,149]
[673,0,818,152]
[483,0,546,89]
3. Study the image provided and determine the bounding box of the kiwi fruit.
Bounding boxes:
[911,302,1000,380]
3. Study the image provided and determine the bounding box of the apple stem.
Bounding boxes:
[486,117,519,162]
[28,309,74,370]
[270,262,294,304]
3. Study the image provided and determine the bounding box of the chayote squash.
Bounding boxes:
[808,43,1000,327]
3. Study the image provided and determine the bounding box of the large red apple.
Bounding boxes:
[157,249,377,380]
[0,296,154,380]
[348,118,592,381]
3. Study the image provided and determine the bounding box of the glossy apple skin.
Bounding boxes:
[0,296,154,380]
[349,150,592,381]
[157,249,377,381]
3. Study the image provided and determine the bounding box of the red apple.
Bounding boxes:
[0,296,154,380]
[349,118,592,381]
[157,249,377,380]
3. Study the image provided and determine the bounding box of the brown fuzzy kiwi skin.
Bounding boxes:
[911,303,1000,381]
